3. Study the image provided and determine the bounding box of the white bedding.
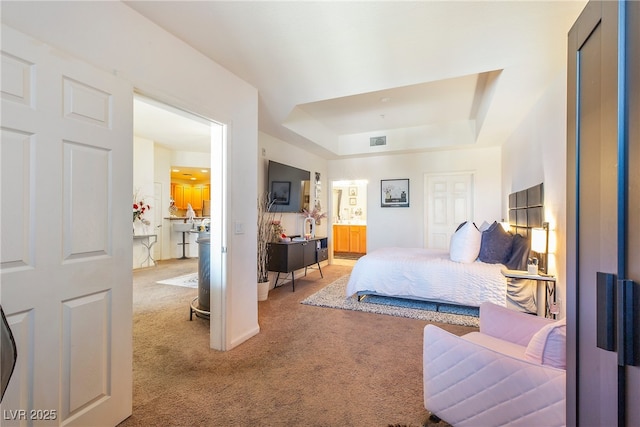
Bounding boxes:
[345,247,507,307]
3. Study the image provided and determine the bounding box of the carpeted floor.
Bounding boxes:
[119,259,470,426]
[302,275,480,328]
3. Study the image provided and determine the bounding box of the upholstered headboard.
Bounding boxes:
[507,183,544,239]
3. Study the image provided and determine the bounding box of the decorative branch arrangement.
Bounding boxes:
[257,193,277,283]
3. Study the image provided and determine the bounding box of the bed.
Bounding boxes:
[345,183,545,314]
[346,247,507,307]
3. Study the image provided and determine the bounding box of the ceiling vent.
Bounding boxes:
[370,136,387,146]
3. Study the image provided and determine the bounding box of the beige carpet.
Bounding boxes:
[119,259,471,426]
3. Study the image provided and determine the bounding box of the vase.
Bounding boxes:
[304,216,315,238]
[257,280,270,301]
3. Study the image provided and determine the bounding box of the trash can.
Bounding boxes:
[196,232,210,313]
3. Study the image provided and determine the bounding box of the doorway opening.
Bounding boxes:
[331,180,368,264]
[132,94,225,341]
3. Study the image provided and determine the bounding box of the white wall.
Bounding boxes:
[328,147,502,252]
[501,71,567,318]
[3,1,259,350]
[133,136,156,267]
[171,150,212,169]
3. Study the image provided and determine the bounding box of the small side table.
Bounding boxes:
[501,269,558,319]
[133,234,157,267]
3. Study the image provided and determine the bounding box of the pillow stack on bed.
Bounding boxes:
[449,220,531,270]
[449,221,481,263]
[478,221,513,264]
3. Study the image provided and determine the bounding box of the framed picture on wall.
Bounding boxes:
[271,181,291,205]
[381,179,409,207]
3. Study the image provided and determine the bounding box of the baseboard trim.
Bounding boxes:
[228,324,260,350]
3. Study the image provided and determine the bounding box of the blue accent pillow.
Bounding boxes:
[505,234,531,270]
[478,221,514,264]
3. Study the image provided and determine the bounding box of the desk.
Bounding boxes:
[502,269,557,318]
[133,234,157,267]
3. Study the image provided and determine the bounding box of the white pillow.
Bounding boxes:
[478,220,492,232]
[449,221,481,263]
[525,318,566,369]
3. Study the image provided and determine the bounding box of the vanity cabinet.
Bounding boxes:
[333,225,366,254]
[267,237,328,291]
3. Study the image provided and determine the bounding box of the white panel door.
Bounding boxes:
[424,173,473,249]
[0,26,133,426]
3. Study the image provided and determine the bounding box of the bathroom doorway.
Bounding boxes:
[331,180,368,263]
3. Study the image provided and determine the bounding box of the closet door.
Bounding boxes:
[567,1,639,426]
[568,2,619,423]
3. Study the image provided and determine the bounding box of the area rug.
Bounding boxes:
[155,272,198,288]
[301,275,480,327]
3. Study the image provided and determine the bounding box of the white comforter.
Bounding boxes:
[345,247,507,307]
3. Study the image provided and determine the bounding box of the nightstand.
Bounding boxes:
[501,269,558,319]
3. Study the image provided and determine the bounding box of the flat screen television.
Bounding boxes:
[267,160,310,213]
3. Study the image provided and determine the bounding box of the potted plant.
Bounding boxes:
[257,193,276,301]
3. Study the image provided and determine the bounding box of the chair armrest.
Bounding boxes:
[479,302,554,346]
[423,324,565,427]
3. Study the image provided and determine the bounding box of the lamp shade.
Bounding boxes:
[531,227,547,253]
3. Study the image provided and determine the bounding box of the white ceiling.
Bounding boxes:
[134,96,211,153]
[127,1,587,159]
[134,96,212,182]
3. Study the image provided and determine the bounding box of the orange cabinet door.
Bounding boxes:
[349,226,367,254]
[192,186,203,211]
[173,184,185,209]
[357,226,367,254]
[333,225,350,252]
[203,184,210,202]
[183,185,193,209]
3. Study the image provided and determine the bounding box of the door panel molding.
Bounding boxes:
[1,25,133,426]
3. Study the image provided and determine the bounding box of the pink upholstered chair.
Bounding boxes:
[423,302,566,426]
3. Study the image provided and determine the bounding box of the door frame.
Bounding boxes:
[133,89,229,351]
